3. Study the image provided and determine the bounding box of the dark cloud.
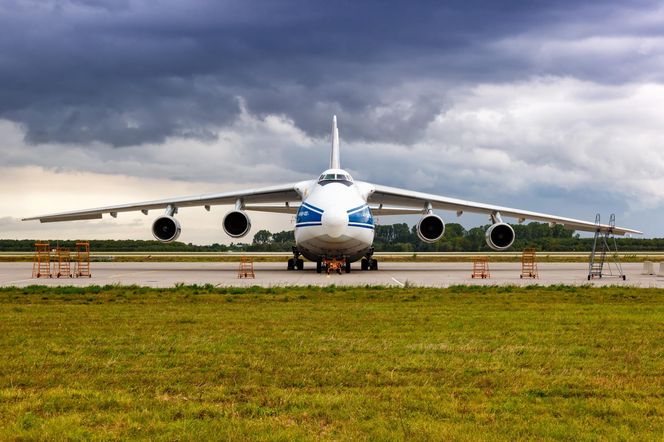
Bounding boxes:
[0,0,660,146]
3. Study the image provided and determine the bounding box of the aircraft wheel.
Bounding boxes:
[370,259,378,271]
[287,258,295,270]
[345,258,351,273]
[316,260,322,274]
[296,259,304,270]
[361,259,368,271]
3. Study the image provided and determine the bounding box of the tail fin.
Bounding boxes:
[330,115,340,169]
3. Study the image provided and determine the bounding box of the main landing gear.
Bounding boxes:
[298,248,379,275]
[287,246,304,271]
[360,248,378,271]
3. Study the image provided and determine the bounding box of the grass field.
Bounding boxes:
[1,285,662,440]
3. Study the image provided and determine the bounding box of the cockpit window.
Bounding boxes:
[318,172,353,183]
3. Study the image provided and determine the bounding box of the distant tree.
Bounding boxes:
[252,230,273,245]
[444,222,466,239]
[272,230,295,245]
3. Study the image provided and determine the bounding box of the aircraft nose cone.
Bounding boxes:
[322,208,347,238]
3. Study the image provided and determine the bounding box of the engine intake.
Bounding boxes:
[486,222,515,250]
[223,210,251,238]
[152,215,181,243]
[417,214,445,243]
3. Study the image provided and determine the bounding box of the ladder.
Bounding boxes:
[520,248,539,279]
[75,242,92,278]
[237,257,255,278]
[471,256,490,279]
[32,242,52,278]
[55,247,72,278]
[588,214,625,280]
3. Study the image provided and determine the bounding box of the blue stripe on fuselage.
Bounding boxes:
[301,202,324,214]
[347,204,367,214]
[297,203,323,225]
[348,205,374,227]
[295,202,375,231]
[295,222,322,228]
[349,223,375,230]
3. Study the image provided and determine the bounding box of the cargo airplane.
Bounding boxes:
[23,116,641,273]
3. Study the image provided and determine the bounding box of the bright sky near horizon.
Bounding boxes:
[1,0,663,243]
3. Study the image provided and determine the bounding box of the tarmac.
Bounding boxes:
[1,261,663,288]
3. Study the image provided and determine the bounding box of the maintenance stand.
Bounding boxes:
[520,248,539,279]
[32,242,52,278]
[471,256,490,279]
[588,214,625,281]
[75,242,92,278]
[237,257,255,279]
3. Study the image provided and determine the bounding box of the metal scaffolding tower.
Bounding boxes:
[471,256,490,279]
[32,242,52,278]
[588,214,625,281]
[75,242,92,278]
[237,257,255,278]
[55,247,72,278]
[520,248,539,279]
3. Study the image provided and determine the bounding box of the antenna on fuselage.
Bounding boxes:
[330,115,340,169]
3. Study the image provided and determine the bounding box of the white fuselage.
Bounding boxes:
[294,171,374,262]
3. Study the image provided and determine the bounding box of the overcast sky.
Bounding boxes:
[1,0,663,243]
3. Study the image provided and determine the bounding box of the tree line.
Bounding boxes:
[0,222,659,252]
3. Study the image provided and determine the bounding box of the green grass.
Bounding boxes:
[1,285,662,440]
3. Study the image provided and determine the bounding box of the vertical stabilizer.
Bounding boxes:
[330,115,340,169]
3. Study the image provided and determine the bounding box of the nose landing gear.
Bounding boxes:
[361,248,378,271]
[287,246,304,271]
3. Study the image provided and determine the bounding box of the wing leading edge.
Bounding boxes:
[365,183,642,236]
[22,182,307,223]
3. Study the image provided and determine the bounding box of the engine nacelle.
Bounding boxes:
[485,222,515,250]
[152,215,181,243]
[223,210,251,238]
[416,214,445,243]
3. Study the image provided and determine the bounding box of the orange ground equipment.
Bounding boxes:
[324,258,344,275]
[32,242,52,278]
[471,256,490,279]
[237,257,255,278]
[55,247,72,278]
[520,248,539,279]
[74,242,92,278]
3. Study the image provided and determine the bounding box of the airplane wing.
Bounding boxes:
[22,182,307,223]
[364,183,642,235]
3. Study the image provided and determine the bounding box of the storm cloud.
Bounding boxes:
[3,0,660,147]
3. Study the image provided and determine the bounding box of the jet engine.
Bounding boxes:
[152,215,181,242]
[223,210,251,238]
[416,214,445,243]
[485,222,515,250]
